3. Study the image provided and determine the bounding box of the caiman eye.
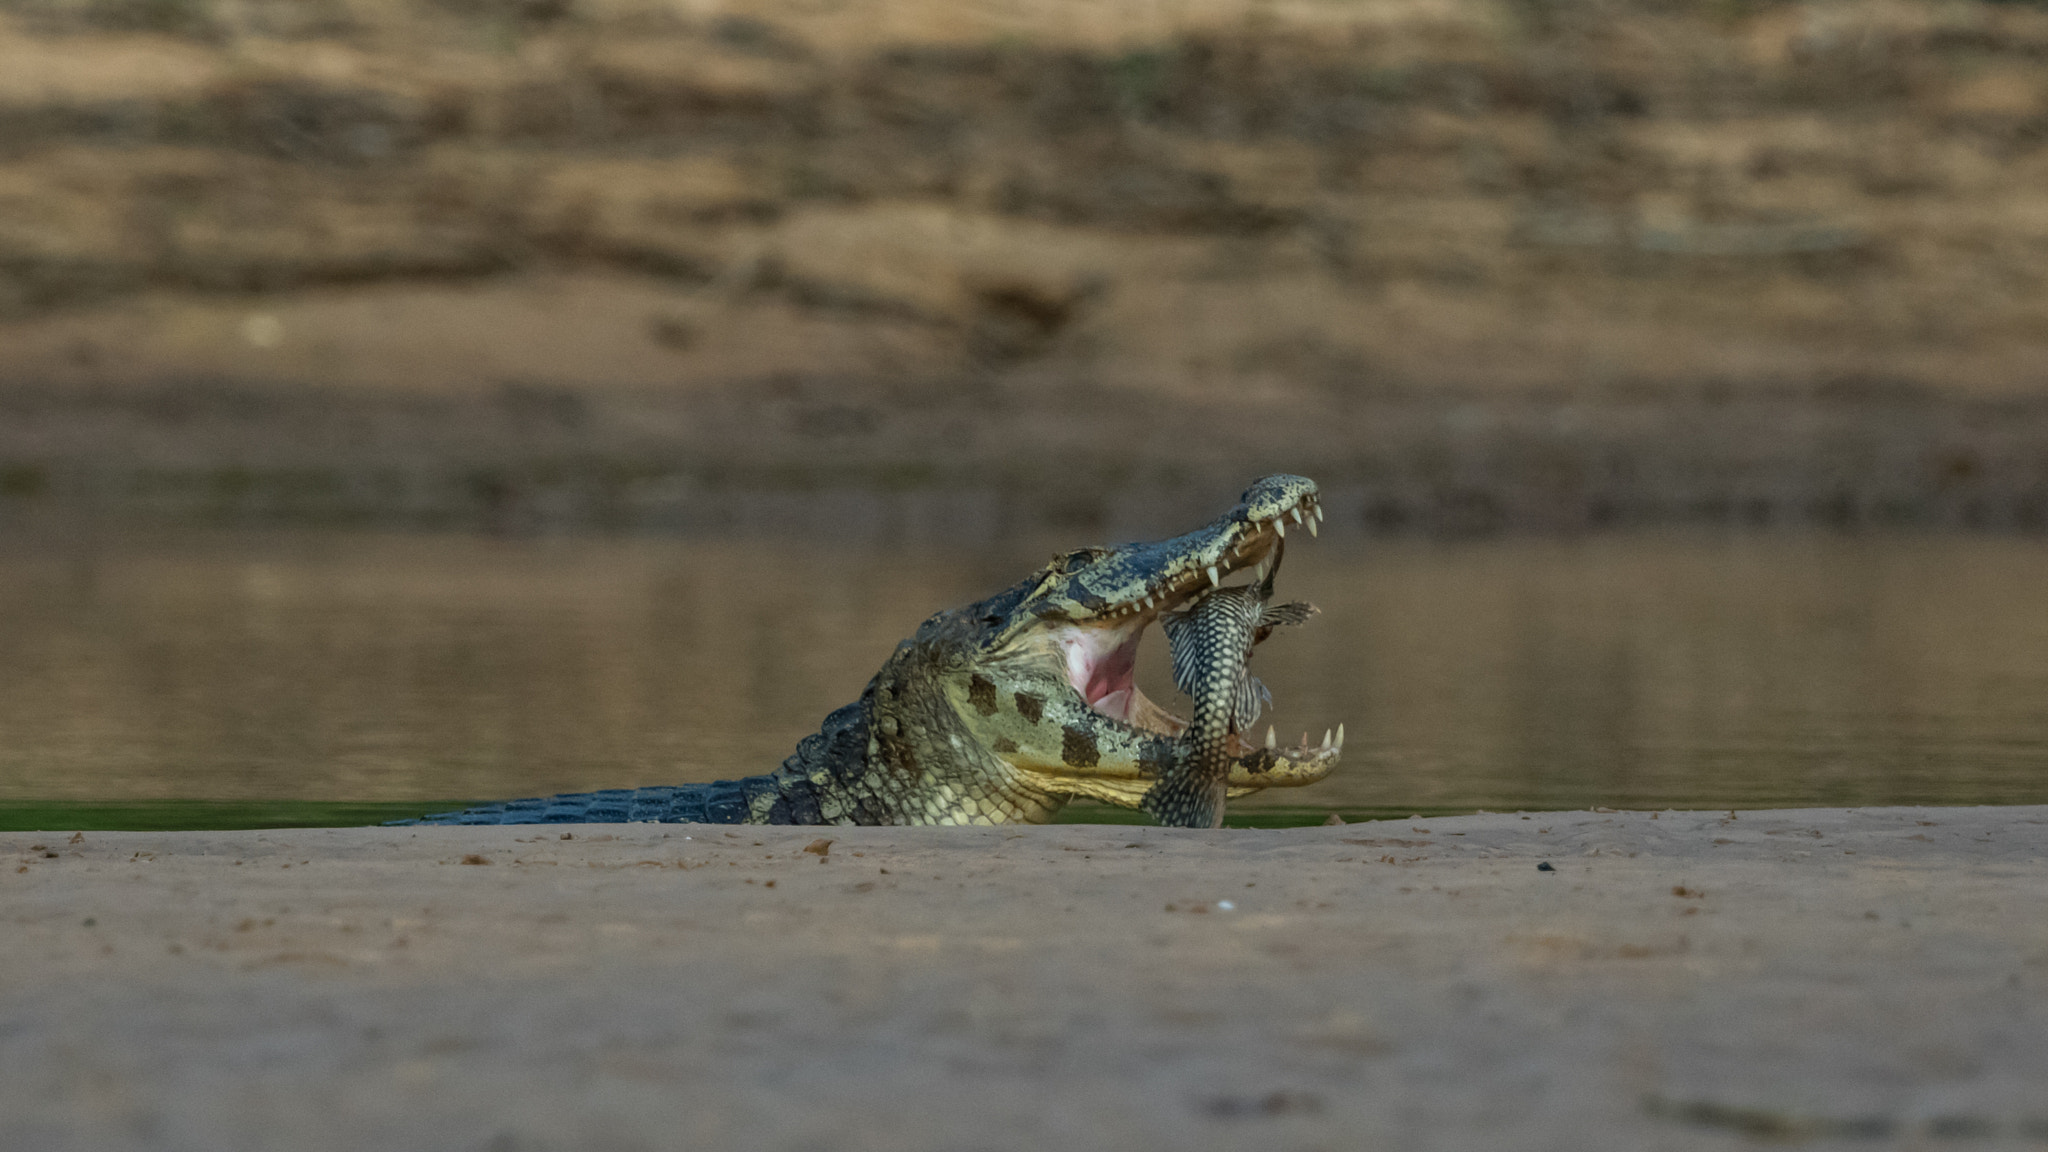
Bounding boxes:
[1056,547,1106,572]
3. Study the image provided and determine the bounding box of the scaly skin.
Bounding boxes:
[1143,553,1317,829]
[396,475,1340,827]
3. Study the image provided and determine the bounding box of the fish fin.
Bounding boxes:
[1162,610,1204,698]
[1259,601,1319,629]
[1233,676,1270,731]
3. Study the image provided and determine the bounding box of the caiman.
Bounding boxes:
[396,474,1342,827]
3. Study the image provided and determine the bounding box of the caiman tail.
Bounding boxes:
[389,702,890,826]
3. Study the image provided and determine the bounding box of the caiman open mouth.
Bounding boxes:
[1049,489,1342,759]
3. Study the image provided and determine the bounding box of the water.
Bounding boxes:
[3,529,2047,825]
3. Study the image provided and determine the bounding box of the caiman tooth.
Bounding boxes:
[1313,504,1324,524]
[1273,520,1286,539]
[1206,565,1221,588]
[1307,517,1319,538]
[1289,508,1304,525]
[1320,728,1332,750]
[1336,722,1345,748]
[1253,558,1270,582]
[1265,725,1276,749]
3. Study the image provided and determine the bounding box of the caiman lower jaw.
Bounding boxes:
[1230,724,1347,763]
[1227,740,1341,792]
[1065,740,1341,809]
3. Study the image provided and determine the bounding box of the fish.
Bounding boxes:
[1141,543,1317,828]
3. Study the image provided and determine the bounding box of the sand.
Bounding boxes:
[5,806,2047,1151]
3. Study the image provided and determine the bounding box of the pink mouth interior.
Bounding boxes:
[1054,620,1177,731]
[1052,612,1275,751]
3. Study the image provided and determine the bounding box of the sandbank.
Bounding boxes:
[5,806,2046,1150]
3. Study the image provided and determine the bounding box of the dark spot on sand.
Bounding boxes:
[1202,1091,1323,1119]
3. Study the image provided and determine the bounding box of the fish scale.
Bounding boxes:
[1143,559,1316,829]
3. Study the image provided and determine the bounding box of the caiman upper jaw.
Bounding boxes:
[1049,474,1325,626]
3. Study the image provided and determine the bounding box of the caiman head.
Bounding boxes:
[865,474,1342,822]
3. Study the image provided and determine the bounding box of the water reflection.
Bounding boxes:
[2,530,2046,812]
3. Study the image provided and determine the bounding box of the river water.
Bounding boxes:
[3,529,2047,820]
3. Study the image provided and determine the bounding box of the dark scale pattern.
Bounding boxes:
[1061,725,1100,767]
[967,674,999,715]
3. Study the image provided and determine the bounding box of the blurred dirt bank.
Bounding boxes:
[3,0,2047,532]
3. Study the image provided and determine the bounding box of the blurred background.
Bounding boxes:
[3,0,2047,825]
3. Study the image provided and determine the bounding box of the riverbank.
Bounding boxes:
[5,0,2048,533]
[7,806,2045,1149]
[6,0,2048,402]
[7,378,2048,536]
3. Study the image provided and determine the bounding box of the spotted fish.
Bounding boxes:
[1142,547,1317,828]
